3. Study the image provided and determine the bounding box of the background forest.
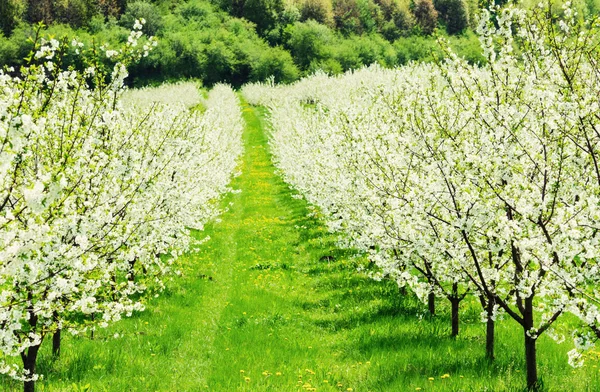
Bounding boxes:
[3,0,600,86]
[0,0,493,86]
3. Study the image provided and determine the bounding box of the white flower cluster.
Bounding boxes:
[243,3,600,380]
[0,29,243,384]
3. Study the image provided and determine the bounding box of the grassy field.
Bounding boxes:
[4,100,600,391]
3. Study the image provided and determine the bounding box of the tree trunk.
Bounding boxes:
[450,298,459,337]
[52,329,61,357]
[22,344,41,392]
[428,292,435,316]
[450,283,460,337]
[523,296,539,390]
[486,297,495,360]
[90,313,95,340]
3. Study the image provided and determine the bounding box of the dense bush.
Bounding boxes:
[412,0,438,35]
[218,0,284,33]
[119,1,164,36]
[299,0,334,25]
[434,0,469,34]
[284,20,333,69]
[0,0,25,36]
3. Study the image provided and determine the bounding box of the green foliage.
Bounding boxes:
[0,0,486,86]
[54,0,97,28]
[242,0,285,33]
[412,0,438,35]
[299,0,334,25]
[435,0,469,34]
[0,0,25,36]
[280,3,301,25]
[97,0,125,18]
[393,33,441,63]
[284,20,333,69]
[247,45,300,83]
[356,0,383,33]
[308,56,343,73]
[217,0,284,34]
[380,3,414,40]
[332,0,363,34]
[124,7,300,86]
[25,0,54,24]
[0,32,19,64]
[119,1,164,35]
[448,29,484,64]
[0,24,37,68]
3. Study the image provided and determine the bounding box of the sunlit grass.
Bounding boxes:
[3,101,600,391]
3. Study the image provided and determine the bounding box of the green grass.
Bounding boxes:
[4,100,600,391]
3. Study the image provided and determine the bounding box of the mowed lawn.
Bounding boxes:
[6,101,600,391]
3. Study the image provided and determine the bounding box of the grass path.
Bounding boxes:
[10,99,600,391]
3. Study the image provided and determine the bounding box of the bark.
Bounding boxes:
[90,313,95,340]
[22,291,40,392]
[450,299,459,337]
[22,343,40,392]
[486,296,495,360]
[428,291,435,316]
[450,283,462,337]
[523,296,539,390]
[52,329,61,357]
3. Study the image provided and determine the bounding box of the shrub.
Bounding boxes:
[241,0,284,34]
[356,0,383,33]
[332,0,362,34]
[448,29,484,64]
[381,4,414,40]
[202,38,239,85]
[435,0,468,34]
[248,46,300,83]
[119,1,164,36]
[308,57,343,74]
[25,0,54,24]
[393,34,441,63]
[0,0,25,36]
[97,0,123,18]
[280,4,301,25]
[284,20,334,70]
[54,0,97,28]
[299,0,333,25]
[0,32,19,65]
[178,1,212,20]
[335,40,362,69]
[412,0,438,35]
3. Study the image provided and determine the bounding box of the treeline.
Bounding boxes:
[0,0,519,86]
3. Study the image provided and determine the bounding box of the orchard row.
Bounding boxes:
[243,4,600,390]
[0,22,243,392]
